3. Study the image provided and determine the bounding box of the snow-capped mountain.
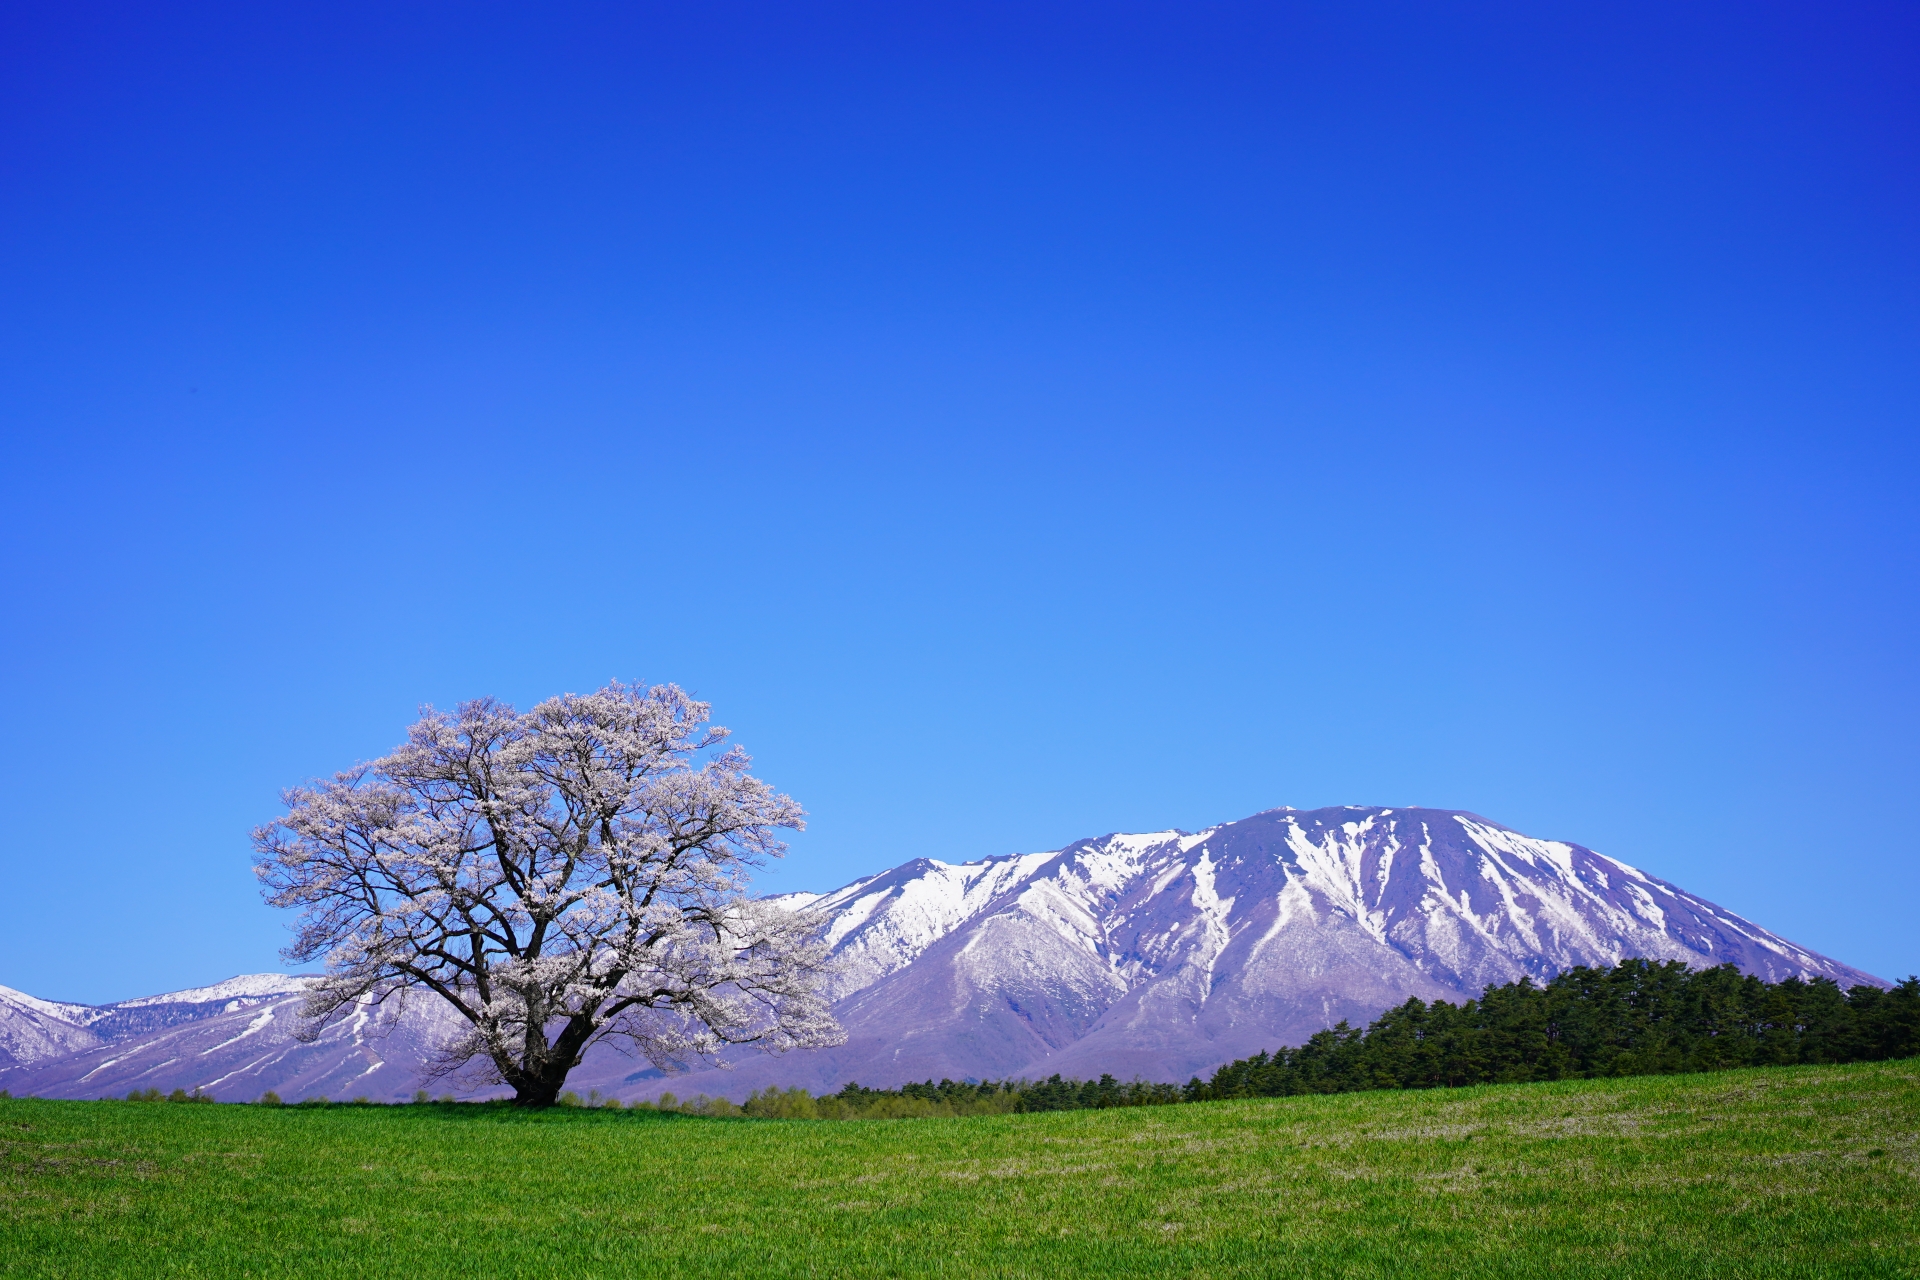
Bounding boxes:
[0,974,310,1069]
[572,805,1882,1098]
[0,806,1883,1101]
[0,973,477,1101]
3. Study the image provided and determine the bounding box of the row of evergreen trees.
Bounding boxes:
[1007,1074,1184,1111]
[803,961,1920,1116]
[726,1073,1184,1118]
[721,960,1920,1117]
[1188,959,1920,1100]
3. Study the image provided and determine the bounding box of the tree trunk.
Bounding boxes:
[509,1067,571,1108]
[506,1015,598,1107]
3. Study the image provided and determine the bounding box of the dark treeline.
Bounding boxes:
[1010,1074,1184,1111]
[748,959,1920,1119]
[724,1074,1183,1118]
[833,1074,1180,1114]
[1190,959,1920,1101]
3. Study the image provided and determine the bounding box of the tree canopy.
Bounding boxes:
[253,681,840,1107]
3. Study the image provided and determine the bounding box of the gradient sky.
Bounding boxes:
[3,2,1916,1003]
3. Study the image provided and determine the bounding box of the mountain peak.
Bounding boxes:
[613,803,1879,1097]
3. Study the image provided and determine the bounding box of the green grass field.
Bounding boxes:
[3,1060,1916,1279]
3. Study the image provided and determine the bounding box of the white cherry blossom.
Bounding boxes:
[253,682,841,1107]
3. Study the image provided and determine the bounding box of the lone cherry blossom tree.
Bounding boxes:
[253,681,841,1107]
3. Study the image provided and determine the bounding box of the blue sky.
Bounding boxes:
[3,2,1916,1002]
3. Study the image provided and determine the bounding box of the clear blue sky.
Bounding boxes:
[3,3,1916,1003]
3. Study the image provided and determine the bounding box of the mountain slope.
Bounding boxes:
[0,976,320,1070]
[0,976,478,1102]
[0,985,103,1068]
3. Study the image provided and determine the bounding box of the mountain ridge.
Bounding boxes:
[0,805,1883,1101]
[575,804,1880,1098]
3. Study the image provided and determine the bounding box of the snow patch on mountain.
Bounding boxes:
[113,974,311,1008]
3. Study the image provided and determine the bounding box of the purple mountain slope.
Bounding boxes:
[0,976,468,1102]
[0,807,1884,1102]
[0,985,103,1068]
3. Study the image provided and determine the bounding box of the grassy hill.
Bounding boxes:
[2,1060,1915,1278]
